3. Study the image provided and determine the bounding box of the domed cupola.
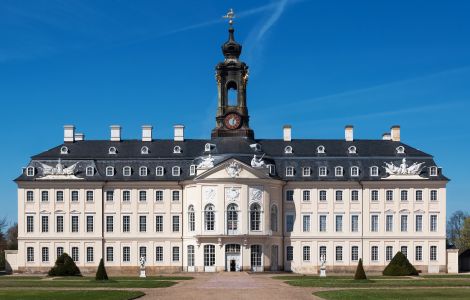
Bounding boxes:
[222,27,242,60]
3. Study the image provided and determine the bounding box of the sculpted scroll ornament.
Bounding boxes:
[204,187,216,202]
[225,187,240,202]
[225,162,241,178]
[249,187,263,202]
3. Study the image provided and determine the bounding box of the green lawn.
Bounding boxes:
[51,276,193,281]
[0,290,144,300]
[314,288,470,300]
[0,278,176,288]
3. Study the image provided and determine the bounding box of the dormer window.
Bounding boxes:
[370,166,379,176]
[269,164,276,175]
[302,167,311,177]
[26,166,35,176]
[139,167,148,176]
[351,166,359,177]
[123,166,131,176]
[189,165,196,176]
[108,147,117,155]
[141,146,149,155]
[348,146,357,154]
[396,146,405,154]
[319,167,327,177]
[317,145,325,154]
[335,166,344,177]
[86,167,94,176]
[429,166,438,176]
[106,166,115,176]
[156,166,164,176]
[60,146,69,154]
[173,146,182,154]
[250,143,262,152]
[172,166,181,176]
[286,166,294,176]
[284,146,293,154]
[204,143,212,152]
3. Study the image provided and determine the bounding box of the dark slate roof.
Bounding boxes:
[16,138,448,182]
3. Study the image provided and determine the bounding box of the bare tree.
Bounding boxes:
[7,223,18,250]
[447,210,469,249]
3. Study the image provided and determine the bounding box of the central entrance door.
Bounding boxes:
[225,244,241,272]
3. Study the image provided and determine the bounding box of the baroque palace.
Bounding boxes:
[14,14,448,274]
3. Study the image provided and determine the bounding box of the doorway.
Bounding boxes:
[225,244,241,272]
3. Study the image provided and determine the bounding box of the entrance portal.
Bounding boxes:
[230,259,236,271]
[225,244,241,272]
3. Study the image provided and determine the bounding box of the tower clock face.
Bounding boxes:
[224,113,241,130]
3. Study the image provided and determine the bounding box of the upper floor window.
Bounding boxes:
[123,166,131,176]
[26,191,34,202]
[401,190,408,201]
[303,190,311,201]
[371,190,379,201]
[302,167,311,177]
[26,167,35,176]
[141,146,149,154]
[173,146,182,154]
[319,190,327,201]
[190,165,196,176]
[106,166,115,176]
[319,167,327,177]
[415,190,423,201]
[172,190,180,201]
[156,166,164,176]
[250,203,261,231]
[204,204,215,231]
[396,146,405,154]
[430,190,438,201]
[139,166,148,176]
[351,166,359,177]
[204,143,212,152]
[108,147,117,155]
[268,164,276,175]
[335,166,343,177]
[284,146,293,154]
[386,190,393,201]
[286,190,294,201]
[348,146,357,154]
[86,166,94,176]
[60,146,69,154]
[286,167,294,177]
[172,166,181,176]
[351,190,359,201]
[370,166,379,176]
[429,166,438,176]
[317,145,325,154]
[335,190,343,201]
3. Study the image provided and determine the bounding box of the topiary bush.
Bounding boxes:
[48,253,81,276]
[354,258,367,280]
[383,251,418,276]
[0,250,5,270]
[95,258,108,280]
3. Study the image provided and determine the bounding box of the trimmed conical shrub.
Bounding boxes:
[354,258,367,280]
[95,258,108,280]
[383,251,418,276]
[48,253,81,276]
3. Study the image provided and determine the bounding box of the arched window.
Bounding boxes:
[351,166,359,177]
[348,146,357,154]
[250,203,261,231]
[139,166,148,176]
[108,147,117,155]
[335,166,344,177]
[173,146,181,154]
[156,166,164,176]
[317,145,326,154]
[204,204,215,231]
[86,166,94,176]
[227,204,238,234]
[188,205,195,232]
[429,166,438,176]
[271,205,278,232]
[26,166,35,176]
[123,166,131,176]
[284,146,293,154]
[370,166,379,176]
[172,166,181,176]
[106,166,114,176]
[141,146,149,155]
[60,146,69,154]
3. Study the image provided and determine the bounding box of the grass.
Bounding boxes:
[0,278,176,288]
[314,288,470,299]
[52,276,193,281]
[0,290,144,300]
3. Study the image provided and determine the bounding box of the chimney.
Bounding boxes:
[382,133,391,140]
[142,125,153,142]
[174,125,184,141]
[283,125,292,142]
[64,125,75,143]
[110,125,121,142]
[345,125,354,142]
[391,125,401,142]
[74,133,85,141]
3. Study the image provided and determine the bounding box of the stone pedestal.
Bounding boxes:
[320,267,326,277]
[140,267,146,278]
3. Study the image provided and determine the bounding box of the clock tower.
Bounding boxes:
[211,10,254,139]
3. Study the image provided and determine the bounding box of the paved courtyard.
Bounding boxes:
[141,272,319,300]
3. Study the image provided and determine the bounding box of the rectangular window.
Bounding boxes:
[401,246,408,258]
[401,215,408,232]
[106,247,114,262]
[72,247,79,262]
[86,216,94,232]
[386,190,393,201]
[302,215,310,232]
[139,191,147,202]
[302,167,311,177]
[430,215,438,232]
[319,167,327,177]
[286,246,293,261]
[371,246,379,261]
[286,190,294,201]
[319,246,327,260]
[319,215,327,232]
[106,216,114,233]
[351,215,359,232]
[415,215,423,232]
[57,247,64,258]
[122,216,130,232]
[415,190,423,201]
[71,216,79,232]
[371,190,379,201]
[189,211,195,232]
[386,215,393,232]
[386,246,393,261]
[172,191,180,201]
[26,216,34,233]
[56,216,64,233]
[155,215,163,232]
[190,165,196,175]
[26,191,34,202]
[56,191,64,202]
[335,246,343,261]
[41,191,49,202]
[430,190,438,201]
[172,215,180,232]
[286,214,294,232]
[140,246,147,259]
[401,190,408,201]
[302,190,310,201]
[371,215,379,232]
[139,216,147,232]
[351,246,359,261]
[42,247,49,262]
[71,190,79,202]
[335,215,343,232]
[319,191,327,202]
[86,247,94,262]
[106,190,114,202]
[27,247,34,262]
[41,216,49,233]
[415,246,423,261]
[335,190,343,201]
[86,191,94,202]
[430,246,437,261]
[156,246,163,262]
[286,167,294,177]
[172,246,180,261]
[155,190,163,201]
[303,246,310,261]
[123,246,130,262]
[122,191,130,202]
[351,190,359,201]
[269,164,276,175]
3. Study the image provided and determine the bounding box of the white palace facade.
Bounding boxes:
[14,19,449,275]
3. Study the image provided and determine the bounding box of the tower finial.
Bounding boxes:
[223,8,235,26]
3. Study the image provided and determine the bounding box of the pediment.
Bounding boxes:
[414,209,425,214]
[194,158,271,181]
[385,209,395,214]
[399,209,410,214]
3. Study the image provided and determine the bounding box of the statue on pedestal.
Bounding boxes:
[319,254,326,277]
[139,255,146,278]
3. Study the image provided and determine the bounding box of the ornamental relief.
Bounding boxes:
[249,186,263,203]
[203,186,217,203]
[225,187,240,202]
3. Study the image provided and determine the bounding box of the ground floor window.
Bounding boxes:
[351,246,359,261]
[286,246,293,261]
[401,246,408,258]
[156,246,163,262]
[335,246,343,261]
[106,247,114,262]
[86,247,94,262]
[56,246,64,258]
[386,246,393,261]
[303,246,310,261]
[71,247,79,262]
[319,246,326,261]
[173,246,180,262]
[42,247,49,262]
[123,246,130,262]
[140,246,147,259]
[415,246,423,261]
[251,245,262,267]
[371,246,378,261]
[204,244,215,266]
[188,245,195,267]
[430,246,437,261]
[27,247,34,262]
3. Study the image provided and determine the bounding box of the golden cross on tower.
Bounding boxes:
[223,8,235,26]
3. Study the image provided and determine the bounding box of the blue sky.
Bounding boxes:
[0,0,469,223]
